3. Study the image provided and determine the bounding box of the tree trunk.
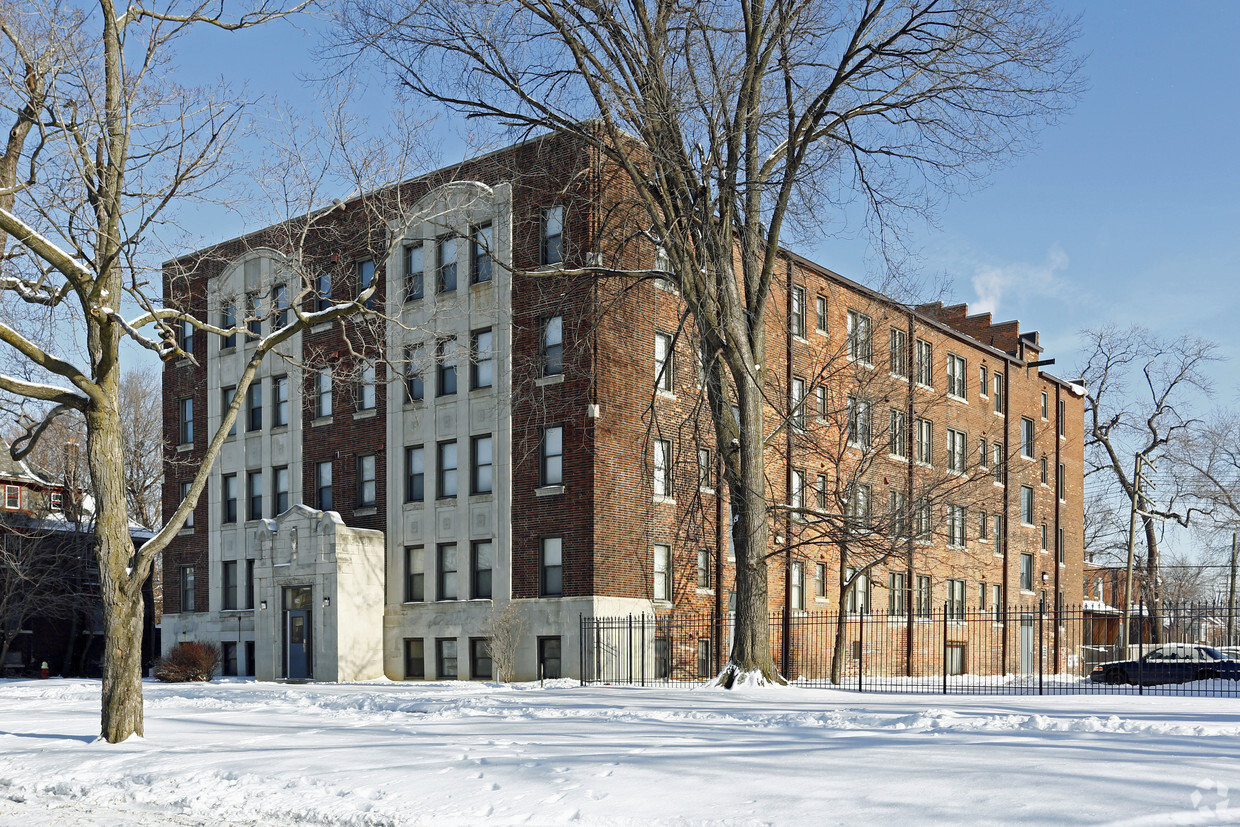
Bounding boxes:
[830,540,850,684]
[1142,515,1162,644]
[60,610,80,676]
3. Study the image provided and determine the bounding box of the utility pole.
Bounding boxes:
[1228,533,1237,646]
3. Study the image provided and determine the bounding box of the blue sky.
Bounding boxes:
[169,2,1238,401]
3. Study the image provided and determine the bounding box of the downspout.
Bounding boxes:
[905,309,915,676]
[782,257,794,677]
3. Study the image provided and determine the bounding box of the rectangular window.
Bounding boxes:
[1059,398,1066,437]
[272,283,289,328]
[472,540,493,599]
[654,332,674,392]
[1020,553,1034,591]
[404,346,424,403]
[404,445,425,502]
[653,544,671,602]
[542,205,563,265]
[404,638,425,678]
[1040,457,1048,485]
[915,499,932,541]
[356,454,377,507]
[790,469,805,510]
[470,638,493,680]
[264,378,286,431]
[541,427,563,487]
[815,295,828,333]
[979,365,988,396]
[221,642,238,676]
[177,317,194,355]
[542,316,564,377]
[436,338,458,396]
[437,441,458,498]
[979,582,987,610]
[850,483,872,526]
[220,299,237,348]
[653,438,673,498]
[889,490,908,538]
[315,460,332,511]
[816,473,828,510]
[315,371,332,418]
[222,560,238,610]
[246,470,263,520]
[245,559,255,609]
[541,537,563,597]
[847,310,872,363]
[847,397,871,447]
[538,636,562,679]
[889,572,907,616]
[992,583,1003,613]
[436,234,457,293]
[1058,463,1066,501]
[316,272,332,312]
[357,360,377,410]
[992,441,1004,484]
[436,638,458,679]
[404,244,424,301]
[914,339,932,387]
[947,353,966,398]
[1058,527,1065,564]
[404,546,424,602]
[246,383,262,432]
[790,562,804,611]
[1021,485,1034,525]
[357,259,376,310]
[993,372,1004,413]
[790,286,806,338]
[471,329,494,389]
[471,435,493,495]
[222,386,237,436]
[1021,417,1035,458]
[846,567,870,615]
[889,409,907,457]
[273,466,289,514]
[946,504,966,548]
[1041,392,1049,419]
[979,511,988,539]
[946,579,965,620]
[697,448,712,491]
[697,639,712,679]
[978,437,988,468]
[180,566,196,612]
[915,574,931,618]
[1041,523,1048,551]
[471,223,493,284]
[816,563,826,598]
[946,428,966,473]
[790,376,806,430]
[993,515,1003,555]
[437,543,457,601]
[697,549,712,589]
[222,474,237,524]
[889,327,908,377]
[179,480,194,529]
[179,397,194,444]
[915,418,933,465]
[815,385,827,418]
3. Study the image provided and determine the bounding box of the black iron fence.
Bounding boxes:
[580,601,1240,695]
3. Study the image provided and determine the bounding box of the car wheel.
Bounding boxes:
[1104,667,1128,685]
[1198,669,1220,681]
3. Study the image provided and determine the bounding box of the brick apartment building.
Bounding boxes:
[160,133,1085,681]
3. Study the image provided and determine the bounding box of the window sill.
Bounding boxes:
[355,506,378,516]
[354,409,377,420]
[656,390,677,401]
[947,394,967,403]
[535,485,565,498]
[535,374,564,387]
[468,492,493,502]
[695,588,715,596]
[177,443,193,453]
[312,416,333,427]
[815,328,829,338]
[402,500,425,509]
[699,486,715,495]
[178,527,194,536]
[792,335,809,345]
[653,495,676,505]
[310,322,331,334]
[471,278,493,289]
[220,346,236,355]
[175,358,191,368]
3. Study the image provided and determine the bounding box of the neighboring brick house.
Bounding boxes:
[160,133,1085,681]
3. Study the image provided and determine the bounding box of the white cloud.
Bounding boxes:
[969,243,1069,318]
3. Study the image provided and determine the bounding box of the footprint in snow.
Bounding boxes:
[586,790,607,800]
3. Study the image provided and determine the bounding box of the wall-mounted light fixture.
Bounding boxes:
[259,600,268,611]
[1041,572,1050,582]
[323,596,331,608]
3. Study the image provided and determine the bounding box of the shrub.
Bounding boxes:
[153,641,221,682]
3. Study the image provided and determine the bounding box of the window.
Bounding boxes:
[437,543,457,601]
[471,435,493,495]
[436,338,458,396]
[436,234,457,293]
[1041,523,1048,551]
[315,460,332,511]
[177,318,194,355]
[315,371,332,418]
[889,409,907,457]
[1020,553,1034,591]
[222,386,237,436]
[790,469,805,510]
[471,329,494,389]
[992,441,1004,483]
[355,454,376,508]
[790,286,806,338]
[946,428,966,473]
[1058,398,1066,437]
[816,563,827,599]
[979,511,988,539]
[180,566,196,612]
[695,447,713,491]
[246,383,262,432]
[915,418,933,465]
[437,441,458,499]
[272,375,289,427]
[847,310,872,363]
[541,537,563,596]
[272,283,289,328]
[992,584,1003,613]
[914,339,932,386]
[1040,457,1048,485]
[404,244,424,301]
[845,567,870,615]
[697,549,712,589]
[541,427,563,487]
[472,540,493,599]
[470,638,493,680]
[915,499,932,541]
[1021,485,1034,525]
[357,259,376,309]
[471,223,493,284]
[1021,418,1035,458]
[888,490,908,538]
[538,636,562,679]
[915,575,931,618]
[541,205,563,265]
[978,582,987,611]
[404,346,424,403]
[993,372,1004,413]
[978,437,988,468]
[404,546,424,602]
[790,377,806,430]
[889,327,908,377]
[946,579,965,620]
[815,295,828,333]
[357,361,377,410]
[223,561,239,610]
[222,642,238,676]
[316,272,333,312]
[178,397,193,444]
[815,385,827,418]
[1058,527,1065,564]
[993,515,1003,555]
[847,396,871,447]
[697,639,712,679]
[653,438,673,498]
[179,480,194,529]
[273,466,289,514]
[653,544,671,601]
[654,332,674,392]
[790,562,804,611]
[1041,392,1049,420]
[246,471,263,520]
[220,299,237,349]
[849,483,872,526]
[1058,463,1066,501]
[947,353,966,398]
[889,572,907,616]
[436,638,458,679]
[946,504,966,548]
[405,445,425,503]
[222,474,237,524]
[404,638,425,678]
[979,365,988,396]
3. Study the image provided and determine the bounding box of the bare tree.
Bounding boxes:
[1078,325,1218,642]
[340,0,1082,683]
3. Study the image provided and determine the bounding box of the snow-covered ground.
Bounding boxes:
[0,678,1238,825]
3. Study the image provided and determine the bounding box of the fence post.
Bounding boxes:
[1038,594,1045,696]
[858,606,864,693]
[942,601,948,695]
[579,614,585,686]
[627,614,633,685]
[641,614,646,687]
[1138,598,1145,696]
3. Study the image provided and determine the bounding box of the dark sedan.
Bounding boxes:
[1090,644,1240,686]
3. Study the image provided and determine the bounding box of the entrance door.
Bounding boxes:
[283,586,314,680]
[1019,614,1034,675]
